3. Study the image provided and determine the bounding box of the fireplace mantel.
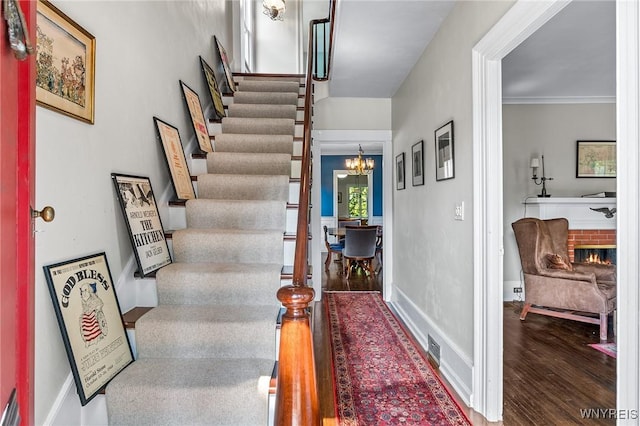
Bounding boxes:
[523,197,617,230]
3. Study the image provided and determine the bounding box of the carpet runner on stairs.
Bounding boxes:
[106,76,301,425]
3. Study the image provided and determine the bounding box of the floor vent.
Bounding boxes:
[428,334,441,366]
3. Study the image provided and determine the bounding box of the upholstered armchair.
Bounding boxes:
[511,217,616,342]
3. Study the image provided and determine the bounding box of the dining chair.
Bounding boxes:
[338,219,361,228]
[343,225,378,279]
[323,225,344,271]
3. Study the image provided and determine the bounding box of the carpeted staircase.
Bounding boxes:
[106,76,303,425]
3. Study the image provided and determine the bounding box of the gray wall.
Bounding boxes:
[391,0,514,376]
[502,103,616,296]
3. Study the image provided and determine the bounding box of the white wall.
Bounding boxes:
[502,103,616,298]
[390,0,514,402]
[313,97,391,130]
[34,1,231,423]
[253,0,302,73]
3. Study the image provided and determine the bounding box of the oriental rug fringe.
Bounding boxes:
[326,291,471,425]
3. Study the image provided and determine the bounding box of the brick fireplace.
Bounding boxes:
[568,229,616,263]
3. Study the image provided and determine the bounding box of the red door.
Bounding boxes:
[1,1,36,424]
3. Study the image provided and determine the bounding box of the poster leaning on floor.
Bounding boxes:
[43,252,134,405]
[111,173,172,277]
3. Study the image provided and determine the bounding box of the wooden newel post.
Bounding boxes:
[274,285,320,426]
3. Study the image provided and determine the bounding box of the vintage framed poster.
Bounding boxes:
[43,253,134,405]
[435,120,455,181]
[111,174,172,276]
[153,117,196,201]
[180,80,213,153]
[576,140,616,178]
[411,140,424,186]
[214,35,236,93]
[36,0,96,124]
[199,56,226,120]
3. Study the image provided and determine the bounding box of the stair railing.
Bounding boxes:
[274,1,336,424]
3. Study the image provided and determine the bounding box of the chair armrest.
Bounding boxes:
[538,268,596,282]
[572,262,616,282]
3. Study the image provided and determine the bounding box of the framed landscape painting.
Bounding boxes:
[576,140,616,178]
[43,253,134,405]
[199,56,226,120]
[36,0,96,124]
[180,80,213,153]
[111,174,172,277]
[153,117,196,201]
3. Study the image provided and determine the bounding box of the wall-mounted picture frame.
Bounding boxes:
[111,174,172,277]
[43,252,134,406]
[411,140,424,186]
[576,140,616,178]
[199,56,226,120]
[180,80,212,153]
[153,117,196,201]
[396,152,406,190]
[36,0,96,124]
[435,120,455,181]
[214,35,236,93]
[338,192,343,203]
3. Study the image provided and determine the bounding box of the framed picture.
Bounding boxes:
[338,192,343,203]
[411,140,424,186]
[43,252,134,405]
[435,120,455,181]
[215,35,236,93]
[576,140,616,178]
[36,0,95,124]
[153,117,196,200]
[199,56,226,120]
[396,152,406,190]
[111,174,172,277]
[180,80,212,153]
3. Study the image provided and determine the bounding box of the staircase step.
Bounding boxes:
[197,174,289,201]
[221,117,295,136]
[135,304,277,359]
[106,357,273,425]
[233,91,299,106]
[185,199,286,231]
[172,228,283,264]
[155,262,282,305]
[228,103,297,119]
[213,133,293,154]
[236,80,301,93]
[207,152,291,176]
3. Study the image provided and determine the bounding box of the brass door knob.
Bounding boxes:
[32,206,55,222]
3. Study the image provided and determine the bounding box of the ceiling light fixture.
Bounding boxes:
[345,145,374,175]
[263,0,286,21]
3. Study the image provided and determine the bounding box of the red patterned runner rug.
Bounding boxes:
[326,291,471,425]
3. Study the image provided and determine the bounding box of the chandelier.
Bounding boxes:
[263,0,286,21]
[345,145,374,175]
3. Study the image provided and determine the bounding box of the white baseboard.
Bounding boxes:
[389,287,473,406]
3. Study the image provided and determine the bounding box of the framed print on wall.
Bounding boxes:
[43,252,134,405]
[396,152,406,190]
[36,0,96,124]
[411,140,424,186]
[153,117,196,201]
[199,56,226,120]
[435,120,455,181]
[111,174,172,277]
[576,140,616,178]
[214,35,236,93]
[180,80,213,153]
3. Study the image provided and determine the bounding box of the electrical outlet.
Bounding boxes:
[513,287,523,293]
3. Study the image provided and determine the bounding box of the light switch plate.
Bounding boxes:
[454,201,464,221]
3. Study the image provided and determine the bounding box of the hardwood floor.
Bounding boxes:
[314,253,616,425]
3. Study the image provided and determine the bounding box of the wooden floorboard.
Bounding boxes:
[315,253,616,425]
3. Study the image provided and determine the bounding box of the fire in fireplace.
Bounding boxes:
[574,245,616,265]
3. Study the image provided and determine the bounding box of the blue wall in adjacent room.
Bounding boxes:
[320,155,383,217]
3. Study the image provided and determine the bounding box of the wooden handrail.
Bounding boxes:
[274,1,336,424]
